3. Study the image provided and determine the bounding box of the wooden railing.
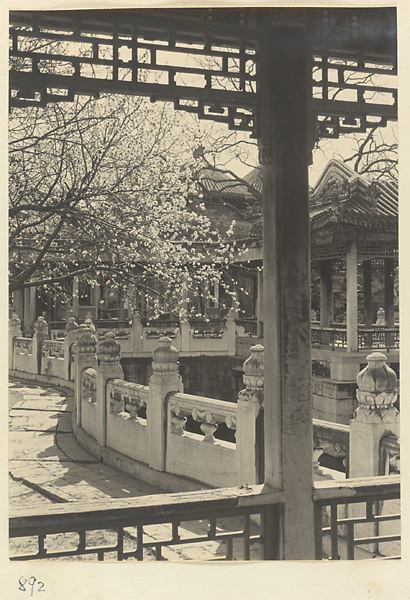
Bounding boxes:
[313,476,400,560]
[311,327,348,349]
[235,318,259,337]
[9,485,282,562]
[358,328,399,350]
[189,318,226,338]
[311,325,399,351]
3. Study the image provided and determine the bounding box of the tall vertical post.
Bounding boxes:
[346,240,358,352]
[96,332,124,447]
[319,260,333,327]
[256,269,263,337]
[384,257,395,327]
[12,289,24,322]
[259,23,315,559]
[148,337,183,471]
[236,345,264,485]
[64,317,79,381]
[73,325,97,427]
[363,259,373,328]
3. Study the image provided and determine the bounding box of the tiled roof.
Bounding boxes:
[197,167,255,197]
[310,159,398,231]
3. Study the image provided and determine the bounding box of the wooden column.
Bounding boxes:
[384,258,395,327]
[23,284,36,335]
[346,241,358,352]
[259,25,314,559]
[256,269,263,337]
[319,260,333,327]
[13,289,24,321]
[363,259,373,328]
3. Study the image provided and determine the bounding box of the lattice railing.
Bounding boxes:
[189,318,225,338]
[235,318,258,337]
[314,476,400,560]
[358,328,399,350]
[9,485,282,561]
[9,9,397,140]
[313,52,397,139]
[311,326,348,349]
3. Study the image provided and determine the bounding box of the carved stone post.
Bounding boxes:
[148,337,183,471]
[32,316,49,374]
[236,345,264,486]
[9,313,22,369]
[73,325,97,427]
[349,352,399,552]
[349,352,399,478]
[64,317,78,381]
[96,332,124,447]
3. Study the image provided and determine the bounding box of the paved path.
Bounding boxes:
[9,378,163,507]
[9,377,257,561]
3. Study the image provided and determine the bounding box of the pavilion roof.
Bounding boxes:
[310,159,398,231]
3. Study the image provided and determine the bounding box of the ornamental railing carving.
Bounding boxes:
[42,340,64,359]
[106,379,149,420]
[14,337,33,355]
[169,391,237,443]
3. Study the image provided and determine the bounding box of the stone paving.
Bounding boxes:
[9,379,163,506]
[9,377,261,561]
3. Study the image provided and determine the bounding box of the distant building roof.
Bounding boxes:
[310,159,398,231]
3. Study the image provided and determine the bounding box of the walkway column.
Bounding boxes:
[23,284,36,335]
[384,257,395,327]
[259,24,314,559]
[12,289,24,322]
[346,240,358,352]
[319,260,333,327]
[363,259,373,328]
[73,325,97,427]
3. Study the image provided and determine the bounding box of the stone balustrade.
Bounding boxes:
[9,317,400,509]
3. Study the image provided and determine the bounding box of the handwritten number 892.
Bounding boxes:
[18,577,45,595]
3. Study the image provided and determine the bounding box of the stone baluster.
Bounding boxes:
[96,332,124,446]
[9,313,22,370]
[349,352,399,479]
[170,404,187,435]
[73,325,97,427]
[236,344,264,485]
[149,337,183,471]
[64,317,79,381]
[33,316,49,374]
